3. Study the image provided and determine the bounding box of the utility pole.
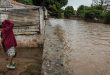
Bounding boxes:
[42,0,45,10]
[42,0,46,19]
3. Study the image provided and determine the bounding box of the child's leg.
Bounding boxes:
[9,56,14,65]
[6,47,16,69]
[7,56,16,69]
[7,47,16,66]
[7,47,16,62]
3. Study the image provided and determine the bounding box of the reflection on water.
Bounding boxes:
[49,18,110,75]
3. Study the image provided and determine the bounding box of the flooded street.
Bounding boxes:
[62,19,110,75]
[43,18,110,75]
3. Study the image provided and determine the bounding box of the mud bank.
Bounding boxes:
[42,19,70,75]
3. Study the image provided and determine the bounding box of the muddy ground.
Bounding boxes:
[0,47,43,75]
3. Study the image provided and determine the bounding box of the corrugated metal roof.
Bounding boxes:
[0,0,13,8]
[0,0,40,11]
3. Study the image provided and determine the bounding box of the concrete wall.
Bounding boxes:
[0,7,45,48]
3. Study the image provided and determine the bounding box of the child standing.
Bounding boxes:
[1,20,17,69]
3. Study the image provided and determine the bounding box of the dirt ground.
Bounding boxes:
[0,47,43,75]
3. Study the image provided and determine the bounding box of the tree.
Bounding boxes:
[92,0,105,6]
[44,0,68,11]
[77,5,85,17]
[44,0,68,17]
[32,0,43,6]
[77,5,90,18]
[91,5,104,10]
[104,11,110,24]
[64,6,75,18]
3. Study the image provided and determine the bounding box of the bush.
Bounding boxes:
[104,11,110,24]
[84,7,105,21]
[77,5,106,22]
[84,10,95,20]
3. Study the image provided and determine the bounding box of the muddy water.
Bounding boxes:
[49,18,110,75]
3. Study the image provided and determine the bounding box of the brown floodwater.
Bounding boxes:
[49,18,110,75]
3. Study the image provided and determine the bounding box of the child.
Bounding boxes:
[1,20,17,69]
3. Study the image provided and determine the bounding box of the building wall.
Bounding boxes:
[0,8,45,48]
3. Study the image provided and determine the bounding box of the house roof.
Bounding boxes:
[0,0,40,11]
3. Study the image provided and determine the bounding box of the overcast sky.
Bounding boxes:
[66,0,92,10]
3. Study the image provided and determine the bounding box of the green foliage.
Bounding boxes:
[100,11,107,19]
[44,0,68,18]
[104,11,110,24]
[77,5,85,17]
[91,5,104,10]
[32,0,43,6]
[77,4,110,24]
[84,10,94,20]
[64,6,75,18]
[84,9,104,20]
[77,5,90,18]
[49,8,63,18]
[77,4,106,22]
[17,0,33,5]
[45,0,68,9]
